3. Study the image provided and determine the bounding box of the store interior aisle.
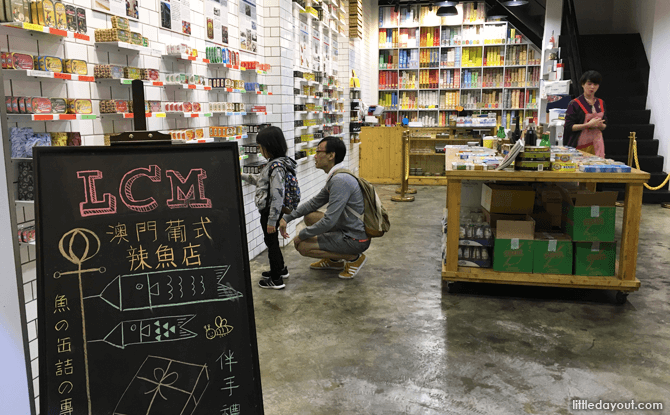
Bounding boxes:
[248,185,670,414]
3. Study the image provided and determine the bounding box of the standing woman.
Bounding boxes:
[564,70,607,157]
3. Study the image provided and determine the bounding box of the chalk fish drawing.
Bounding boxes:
[91,315,197,349]
[93,265,242,311]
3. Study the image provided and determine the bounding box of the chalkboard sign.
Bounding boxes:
[34,143,264,415]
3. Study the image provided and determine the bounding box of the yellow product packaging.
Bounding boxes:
[54,1,66,30]
[64,59,87,75]
[42,0,55,27]
[51,132,68,146]
[32,0,44,25]
[551,161,577,172]
[66,98,92,114]
[37,56,63,73]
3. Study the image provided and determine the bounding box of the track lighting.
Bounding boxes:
[436,6,458,16]
[503,0,529,6]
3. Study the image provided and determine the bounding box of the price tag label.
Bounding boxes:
[155,112,166,118]
[591,242,600,252]
[24,23,44,32]
[121,79,132,85]
[511,238,519,250]
[80,114,97,120]
[591,206,600,217]
[54,73,71,80]
[548,240,557,252]
[30,70,52,78]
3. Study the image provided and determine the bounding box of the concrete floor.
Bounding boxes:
[249,185,670,415]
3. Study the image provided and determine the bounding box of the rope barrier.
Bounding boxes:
[632,138,670,191]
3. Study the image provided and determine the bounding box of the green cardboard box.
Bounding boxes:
[533,233,573,275]
[574,242,617,276]
[492,217,535,273]
[560,188,617,242]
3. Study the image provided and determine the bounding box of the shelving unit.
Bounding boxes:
[378,2,541,128]
[292,0,348,161]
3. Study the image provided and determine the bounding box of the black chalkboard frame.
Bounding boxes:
[33,142,265,415]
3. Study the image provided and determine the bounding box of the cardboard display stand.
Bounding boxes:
[34,142,264,415]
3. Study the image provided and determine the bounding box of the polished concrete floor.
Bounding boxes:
[249,185,670,415]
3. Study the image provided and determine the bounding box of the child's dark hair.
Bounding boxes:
[580,70,602,86]
[256,126,287,159]
[319,136,346,164]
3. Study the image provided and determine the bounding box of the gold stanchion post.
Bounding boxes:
[616,132,637,208]
[392,130,415,202]
[396,129,416,195]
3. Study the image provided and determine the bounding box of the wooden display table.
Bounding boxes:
[442,168,650,302]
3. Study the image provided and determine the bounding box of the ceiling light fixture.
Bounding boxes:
[436,1,458,6]
[429,3,433,11]
[503,0,529,6]
[436,5,458,16]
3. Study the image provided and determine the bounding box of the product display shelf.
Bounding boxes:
[442,169,649,296]
[164,112,213,118]
[1,21,90,41]
[6,114,98,121]
[162,53,211,64]
[164,84,212,90]
[94,41,161,56]
[211,111,248,116]
[2,70,94,82]
[208,62,244,71]
[100,112,167,119]
[209,87,247,93]
[96,78,164,86]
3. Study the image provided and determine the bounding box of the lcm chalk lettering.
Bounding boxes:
[76,165,211,217]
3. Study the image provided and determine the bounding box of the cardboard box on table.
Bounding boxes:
[574,241,617,276]
[483,207,526,229]
[493,216,535,273]
[560,188,617,242]
[481,183,535,215]
[533,232,573,274]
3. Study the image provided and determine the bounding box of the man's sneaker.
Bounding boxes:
[338,254,367,279]
[310,258,345,270]
[258,277,285,290]
[262,267,289,279]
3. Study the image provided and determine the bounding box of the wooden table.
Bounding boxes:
[442,168,650,302]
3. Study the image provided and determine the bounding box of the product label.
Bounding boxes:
[548,240,557,252]
[591,205,600,217]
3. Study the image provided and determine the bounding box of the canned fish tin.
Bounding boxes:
[123,67,141,80]
[183,102,192,112]
[51,132,68,146]
[50,98,67,114]
[31,97,52,114]
[64,59,87,75]
[42,0,55,27]
[149,101,161,113]
[11,52,34,70]
[24,97,32,113]
[65,5,76,31]
[67,98,92,114]
[18,97,26,113]
[192,102,202,112]
[37,56,63,73]
[76,7,86,34]
[54,1,67,30]
[6,97,13,113]
[140,68,159,81]
[114,100,129,113]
